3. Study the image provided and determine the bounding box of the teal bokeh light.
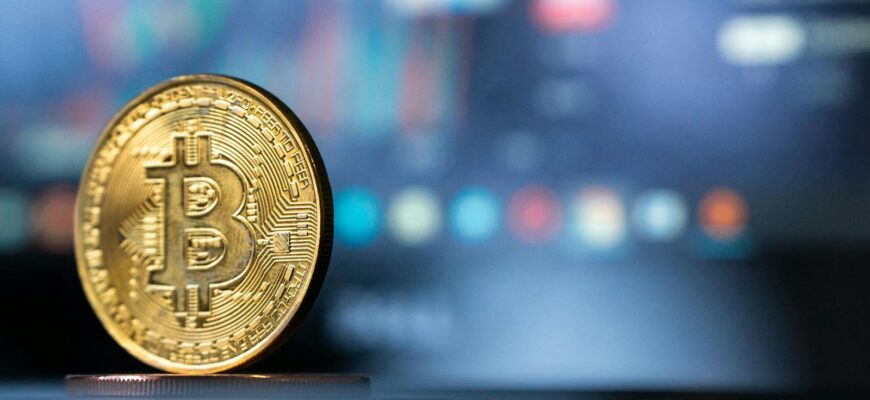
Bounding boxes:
[335,187,381,247]
[0,189,28,252]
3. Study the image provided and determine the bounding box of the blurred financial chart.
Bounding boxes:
[2,0,870,390]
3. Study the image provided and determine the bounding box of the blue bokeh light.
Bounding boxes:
[632,190,688,242]
[450,187,500,243]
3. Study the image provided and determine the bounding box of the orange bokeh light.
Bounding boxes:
[31,185,77,253]
[699,188,748,240]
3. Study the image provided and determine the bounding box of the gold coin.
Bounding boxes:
[74,75,332,373]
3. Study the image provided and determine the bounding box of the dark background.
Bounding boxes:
[2,0,870,393]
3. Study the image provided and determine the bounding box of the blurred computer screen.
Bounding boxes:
[1,0,870,391]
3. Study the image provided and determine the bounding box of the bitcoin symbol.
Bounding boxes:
[144,119,253,325]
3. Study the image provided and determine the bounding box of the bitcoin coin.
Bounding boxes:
[74,75,332,373]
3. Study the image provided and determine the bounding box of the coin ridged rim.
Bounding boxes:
[73,74,333,373]
[64,374,371,399]
[64,374,369,398]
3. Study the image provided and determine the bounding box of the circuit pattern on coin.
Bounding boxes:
[75,75,331,373]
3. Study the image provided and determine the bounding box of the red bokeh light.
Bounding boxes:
[508,185,562,243]
[531,0,617,33]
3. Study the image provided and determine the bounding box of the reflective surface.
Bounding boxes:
[64,374,368,398]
